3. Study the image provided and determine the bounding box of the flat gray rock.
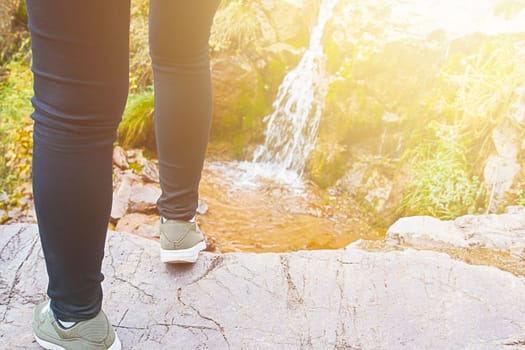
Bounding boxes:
[386,206,525,253]
[1,224,524,349]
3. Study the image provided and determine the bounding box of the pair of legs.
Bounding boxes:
[27,0,220,322]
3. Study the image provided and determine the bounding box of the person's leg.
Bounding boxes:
[27,0,129,322]
[149,0,220,221]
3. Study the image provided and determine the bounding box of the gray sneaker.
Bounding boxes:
[160,218,206,263]
[33,301,121,350]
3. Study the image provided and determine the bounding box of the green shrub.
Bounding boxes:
[117,89,156,153]
[400,124,486,219]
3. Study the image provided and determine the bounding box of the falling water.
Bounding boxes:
[252,0,340,175]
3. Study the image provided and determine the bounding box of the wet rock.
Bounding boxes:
[335,164,366,196]
[128,184,161,214]
[112,146,129,169]
[263,43,302,66]
[336,162,394,213]
[1,224,524,349]
[387,208,525,253]
[115,213,159,238]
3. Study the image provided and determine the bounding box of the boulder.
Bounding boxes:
[128,183,161,214]
[110,174,134,220]
[141,159,160,183]
[112,146,129,169]
[1,224,524,349]
[336,162,396,214]
[387,207,525,253]
[484,121,521,212]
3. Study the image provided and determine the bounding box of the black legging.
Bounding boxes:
[26,0,220,321]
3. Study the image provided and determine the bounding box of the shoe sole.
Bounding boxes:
[160,241,206,263]
[34,333,121,350]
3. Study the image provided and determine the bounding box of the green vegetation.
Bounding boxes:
[117,88,156,153]
[0,52,33,195]
[319,5,525,222]
[210,1,262,53]
[306,142,347,189]
[1,0,525,229]
[400,125,486,219]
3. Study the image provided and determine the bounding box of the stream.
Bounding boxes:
[198,161,382,253]
[197,0,525,276]
[195,161,524,278]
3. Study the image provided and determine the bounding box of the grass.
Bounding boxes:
[400,124,486,219]
[210,0,264,53]
[129,0,151,92]
[395,38,525,219]
[117,88,156,153]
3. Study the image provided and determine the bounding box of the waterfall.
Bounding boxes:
[252,0,339,175]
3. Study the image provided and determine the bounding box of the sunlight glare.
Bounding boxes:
[392,0,525,38]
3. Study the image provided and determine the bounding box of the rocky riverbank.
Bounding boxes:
[2,153,524,348]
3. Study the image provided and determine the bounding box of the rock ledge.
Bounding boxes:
[1,224,524,349]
